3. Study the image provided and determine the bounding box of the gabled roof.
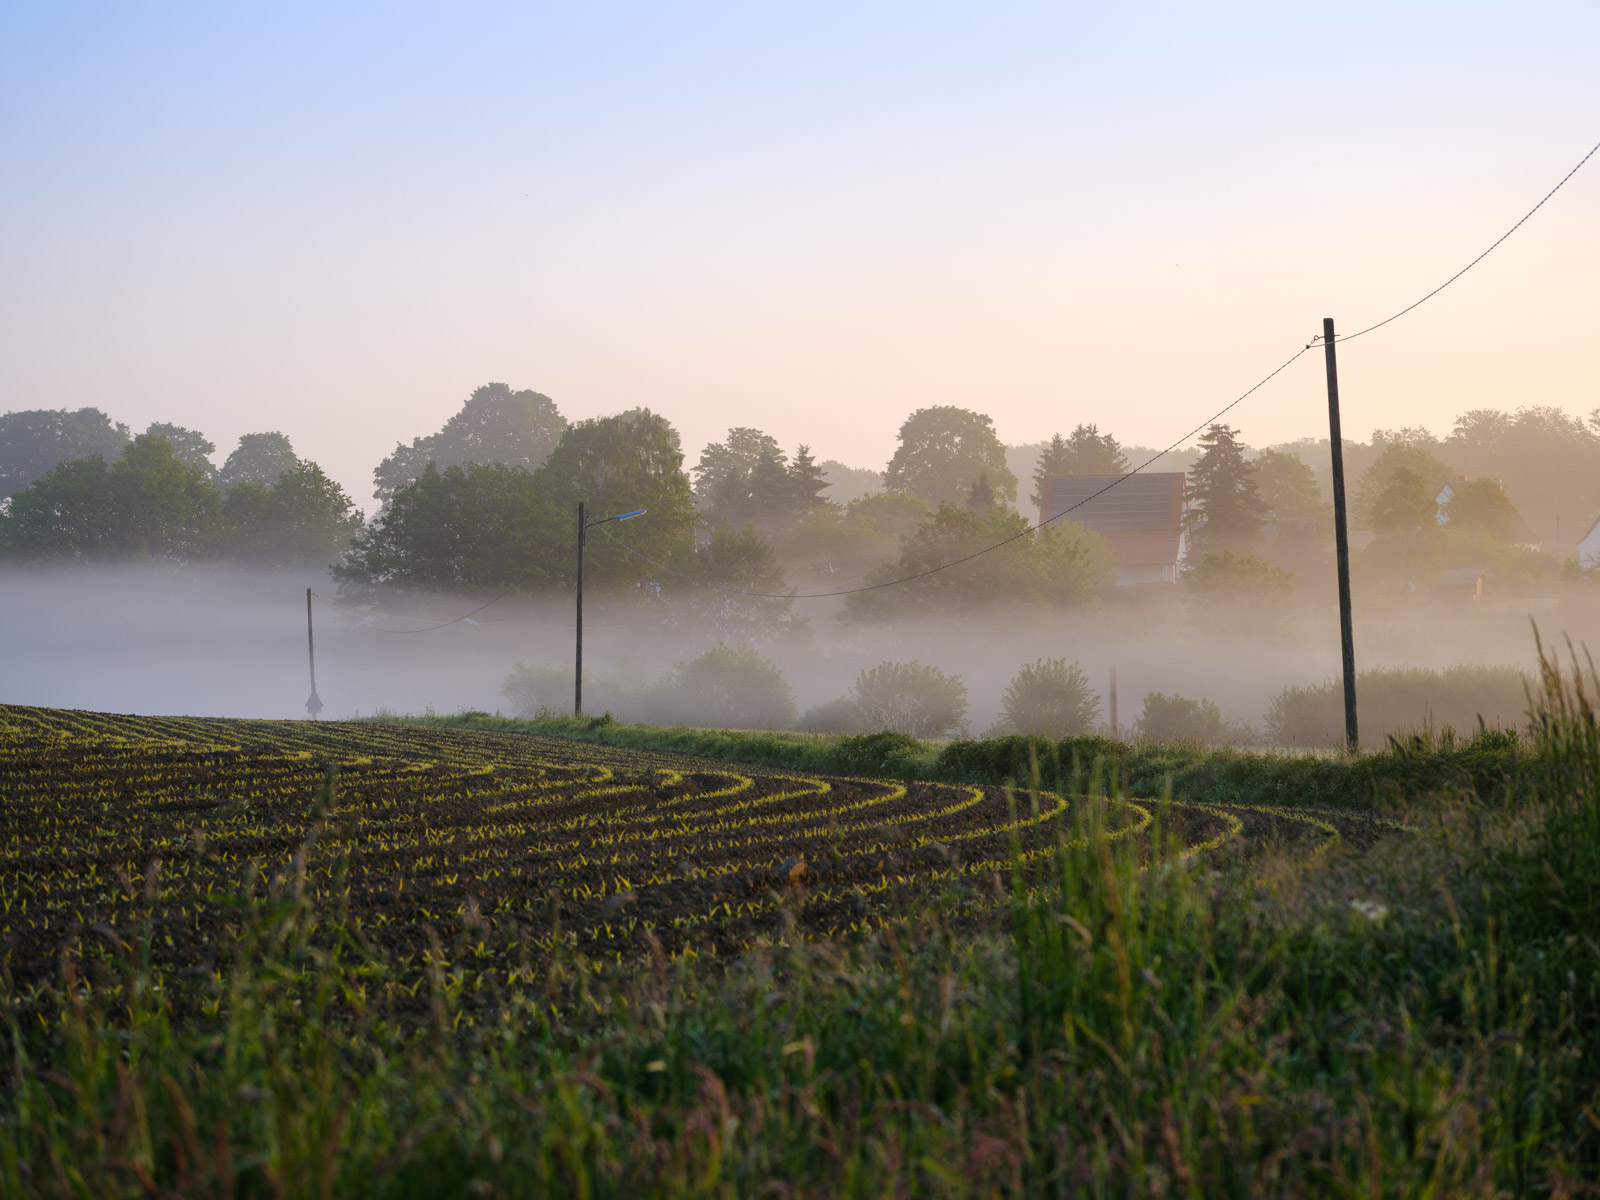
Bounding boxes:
[1040,473,1183,533]
[1039,473,1185,568]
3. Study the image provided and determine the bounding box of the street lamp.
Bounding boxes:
[576,502,646,715]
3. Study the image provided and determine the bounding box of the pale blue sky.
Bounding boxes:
[3,3,1596,507]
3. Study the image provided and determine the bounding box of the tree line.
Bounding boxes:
[4,383,1597,621]
[0,417,357,567]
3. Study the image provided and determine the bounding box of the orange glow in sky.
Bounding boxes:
[2,4,1596,507]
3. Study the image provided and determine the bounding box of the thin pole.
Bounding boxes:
[575,501,585,716]
[1323,318,1359,751]
[305,587,321,721]
[1109,664,1118,739]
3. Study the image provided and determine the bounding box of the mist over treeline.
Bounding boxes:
[4,384,1600,742]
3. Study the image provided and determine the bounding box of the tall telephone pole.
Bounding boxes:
[574,503,648,716]
[1323,318,1358,751]
[575,502,586,715]
[305,587,323,719]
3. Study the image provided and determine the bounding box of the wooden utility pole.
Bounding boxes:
[1323,318,1359,751]
[305,587,323,719]
[575,501,585,716]
[1109,664,1118,738]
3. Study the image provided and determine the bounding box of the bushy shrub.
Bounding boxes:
[505,663,577,717]
[936,734,1116,785]
[660,644,796,730]
[851,660,968,738]
[830,731,926,776]
[1135,691,1230,744]
[1182,550,1295,632]
[993,657,1100,738]
[797,695,867,734]
[505,662,665,722]
[1265,664,1530,749]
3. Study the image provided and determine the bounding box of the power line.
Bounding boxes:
[600,134,1600,601]
[1321,136,1599,346]
[597,342,1318,600]
[324,133,1598,622]
[312,589,510,633]
[311,539,575,632]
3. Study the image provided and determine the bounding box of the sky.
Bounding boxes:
[2,2,1597,511]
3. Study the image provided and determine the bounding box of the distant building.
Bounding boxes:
[1434,476,1542,550]
[1579,515,1600,568]
[1436,567,1487,601]
[1509,514,1544,551]
[1433,476,1467,519]
[1038,473,1186,584]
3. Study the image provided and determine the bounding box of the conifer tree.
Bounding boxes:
[1185,423,1267,552]
[1030,424,1128,510]
[1029,433,1069,511]
[965,472,999,513]
[786,444,832,520]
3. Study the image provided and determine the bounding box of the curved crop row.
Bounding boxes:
[0,705,1391,1002]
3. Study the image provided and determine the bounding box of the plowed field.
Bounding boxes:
[0,705,1394,998]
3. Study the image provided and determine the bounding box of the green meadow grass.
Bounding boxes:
[3,637,1597,1196]
[406,708,1532,813]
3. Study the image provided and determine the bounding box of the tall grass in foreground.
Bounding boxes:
[3,644,1600,1195]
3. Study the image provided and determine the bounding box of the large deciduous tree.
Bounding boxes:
[539,408,698,590]
[107,434,221,560]
[0,407,130,500]
[217,432,301,491]
[1,431,364,567]
[694,427,784,528]
[335,462,561,593]
[817,459,883,505]
[144,423,216,474]
[373,383,567,504]
[2,433,219,561]
[1370,467,1439,538]
[1443,478,1518,543]
[1444,405,1600,548]
[220,463,365,567]
[693,430,833,536]
[1351,439,1457,532]
[337,408,695,597]
[689,524,806,643]
[1252,449,1322,520]
[775,490,930,593]
[0,457,118,559]
[844,502,1113,620]
[884,407,1016,510]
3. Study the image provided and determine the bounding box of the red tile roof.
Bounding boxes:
[1040,473,1184,566]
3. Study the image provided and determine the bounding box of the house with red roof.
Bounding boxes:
[1037,472,1186,584]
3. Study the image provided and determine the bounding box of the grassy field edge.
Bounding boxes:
[379,710,1532,810]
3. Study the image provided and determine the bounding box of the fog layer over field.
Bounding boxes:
[5,565,1591,738]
